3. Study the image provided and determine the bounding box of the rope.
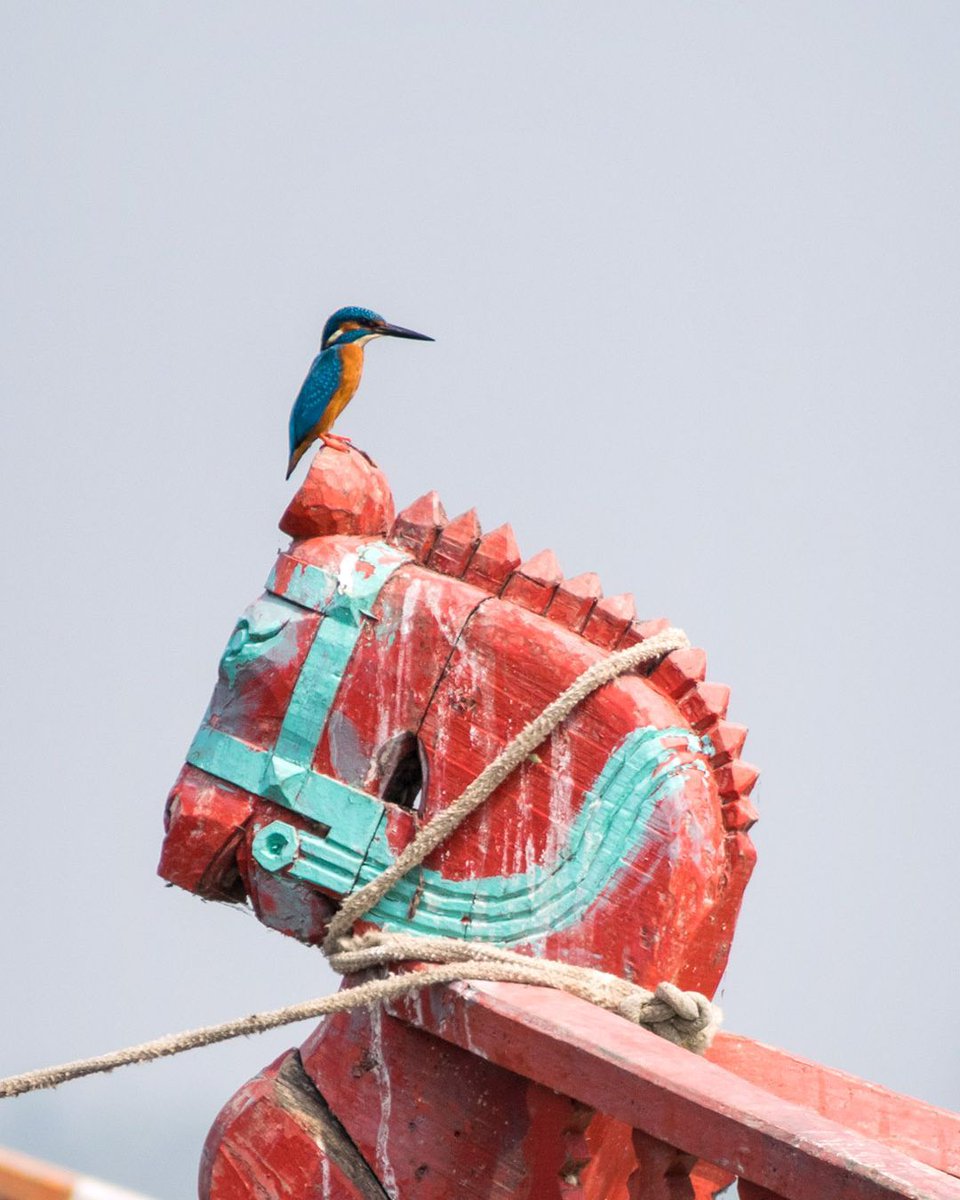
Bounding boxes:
[1,625,722,1102]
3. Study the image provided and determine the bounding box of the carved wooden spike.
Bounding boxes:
[649,648,708,699]
[462,522,522,593]
[709,721,749,765]
[280,446,396,540]
[722,796,760,832]
[715,761,760,800]
[501,548,563,614]
[582,592,637,650]
[427,508,482,578]
[619,617,671,651]
[679,682,731,731]
[390,490,448,561]
[546,572,603,633]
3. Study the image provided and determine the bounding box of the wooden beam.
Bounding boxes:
[709,1033,960,1180]
[386,981,960,1200]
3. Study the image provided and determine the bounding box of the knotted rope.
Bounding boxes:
[1,625,721,1102]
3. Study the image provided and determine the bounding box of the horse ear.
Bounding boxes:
[280,447,396,539]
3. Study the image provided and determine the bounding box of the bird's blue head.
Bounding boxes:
[321,306,433,350]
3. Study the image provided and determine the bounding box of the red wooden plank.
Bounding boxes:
[387,981,960,1200]
[708,1033,960,1180]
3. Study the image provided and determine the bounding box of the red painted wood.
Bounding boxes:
[627,1129,696,1199]
[679,682,731,731]
[501,548,563,614]
[165,424,956,1200]
[708,1033,960,1180]
[415,594,748,986]
[202,1051,386,1200]
[582,592,636,649]
[721,796,759,831]
[387,980,960,1200]
[649,648,708,699]
[162,450,763,1197]
[708,721,749,765]
[159,766,252,901]
[299,1002,613,1199]
[426,507,481,576]
[715,761,760,799]
[547,571,603,632]
[461,521,521,591]
[390,490,447,560]
[629,617,671,642]
[280,447,395,540]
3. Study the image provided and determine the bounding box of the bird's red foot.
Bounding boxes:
[319,433,352,452]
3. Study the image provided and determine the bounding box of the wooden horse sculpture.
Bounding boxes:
[159,448,760,1198]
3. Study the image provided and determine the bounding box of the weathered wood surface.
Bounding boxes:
[387,979,960,1200]
[162,447,758,989]
[160,445,782,1198]
[710,1034,960,1180]
[159,447,960,1199]
[204,1000,732,1200]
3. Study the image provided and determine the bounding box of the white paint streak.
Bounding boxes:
[335,550,359,596]
[368,1007,398,1198]
[546,728,574,865]
[319,1153,331,1200]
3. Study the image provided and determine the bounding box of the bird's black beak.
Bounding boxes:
[378,322,434,342]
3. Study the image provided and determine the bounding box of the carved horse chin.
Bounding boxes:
[159,447,759,1198]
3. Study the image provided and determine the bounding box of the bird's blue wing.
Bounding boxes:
[288,349,343,457]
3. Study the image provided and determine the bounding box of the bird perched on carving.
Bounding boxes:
[286,306,433,478]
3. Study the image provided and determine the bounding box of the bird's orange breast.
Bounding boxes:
[316,343,364,434]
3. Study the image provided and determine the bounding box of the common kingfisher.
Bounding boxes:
[286,306,433,478]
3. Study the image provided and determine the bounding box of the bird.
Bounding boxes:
[286,306,433,478]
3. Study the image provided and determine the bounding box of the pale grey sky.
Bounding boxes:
[2,3,959,1196]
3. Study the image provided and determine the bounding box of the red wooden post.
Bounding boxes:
[627,1131,697,1200]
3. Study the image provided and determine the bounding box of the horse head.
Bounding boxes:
[160,450,757,994]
